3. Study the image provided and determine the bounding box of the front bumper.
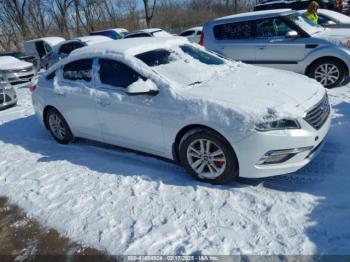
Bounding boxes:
[234,111,331,178]
[4,69,36,84]
[0,87,17,110]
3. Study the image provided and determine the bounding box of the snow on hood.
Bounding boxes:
[176,63,325,126]
[0,56,32,70]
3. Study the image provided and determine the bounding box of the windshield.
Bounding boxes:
[135,45,227,86]
[286,13,325,35]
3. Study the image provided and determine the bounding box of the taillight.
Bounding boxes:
[199,32,204,46]
[29,83,36,93]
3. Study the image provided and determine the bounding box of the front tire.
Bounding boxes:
[179,129,239,184]
[309,58,346,88]
[45,109,74,144]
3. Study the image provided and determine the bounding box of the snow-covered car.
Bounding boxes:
[180,26,203,43]
[0,51,38,69]
[90,28,129,39]
[0,56,36,84]
[0,80,17,110]
[202,9,350,88]
[31,37,331,184]
[124,28,173,38]
[42,35,111,69]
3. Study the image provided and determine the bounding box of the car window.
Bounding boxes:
[125,33,151,38]
[318,15,331,25]
[136,49,174,67]
[59,42,84,55]
[99,58,145,88]
[63,59,93,82]
[180,45,224,65]
[256,17,292,38]
[214,21,253,40]
[180,30,195,36]
[196,31,202,35]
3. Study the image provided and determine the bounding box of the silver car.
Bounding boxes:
[0,81,17,110]
[202,9,350,88]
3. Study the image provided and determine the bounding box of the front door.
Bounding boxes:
[94,58,165,155]
[253,17,307,72]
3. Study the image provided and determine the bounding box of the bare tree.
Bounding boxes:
[142,0,157,28]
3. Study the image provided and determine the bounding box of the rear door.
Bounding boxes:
[54,58,101,140]
[210,20,256,62]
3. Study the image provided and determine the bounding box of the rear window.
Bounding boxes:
[136,49,174,67]
[63,59,93,82]
[214,21,253,40]
[180,30,194,36]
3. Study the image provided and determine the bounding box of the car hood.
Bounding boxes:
[179,64,325,120]
[313,28,350,45]
[0,59,32,70]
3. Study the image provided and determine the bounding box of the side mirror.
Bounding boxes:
[127,79,159,96]
[285,30,299,39]
[324,20,336,26]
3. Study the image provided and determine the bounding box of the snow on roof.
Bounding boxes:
[24,37,65,46]
[317,9,350,24]
[71,37,187,58]
[213,9,293,22]
[0,55,31,70]
[92,28,129,34]
[75,35,111,45]
[182,26,203,32]
[141,28,164,33]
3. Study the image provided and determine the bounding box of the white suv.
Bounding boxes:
[202,9,350,88]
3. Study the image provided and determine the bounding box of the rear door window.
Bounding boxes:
[180,30,195,36]
[63,59,93,82]
[214,21,253,40]
[98,58,145,88]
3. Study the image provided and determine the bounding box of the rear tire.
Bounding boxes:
[309,58,346,88]
[45,108,74,144]
[179,129,239,184]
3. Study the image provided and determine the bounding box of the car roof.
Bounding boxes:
[24,37,65,45]
[75,35,111,44]
[181,26,203,32]
[70,37,187,58]
[140,28,164,33]
[92,28,128,34]
[212,9,294,23]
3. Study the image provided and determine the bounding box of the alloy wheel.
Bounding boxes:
[186,138,226,179]
[48,113,66,140]
[314,63,340,87]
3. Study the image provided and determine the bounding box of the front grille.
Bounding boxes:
[11,66,33,74]
[304,94,330,130]
[19,74,34,79]
[0,94,11,104]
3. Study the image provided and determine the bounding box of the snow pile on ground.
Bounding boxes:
[0,84,349,255]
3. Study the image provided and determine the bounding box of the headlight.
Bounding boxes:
[255,118,301,132]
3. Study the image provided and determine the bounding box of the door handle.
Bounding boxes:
[54,91,65,96]
[257,46,266,50]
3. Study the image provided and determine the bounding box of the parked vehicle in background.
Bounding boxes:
[23,37,65,68]
[124,28,173,38]
[0,56,35,85]
[202,9,350,88]
[90,28,129,39]
[31,38,330,184]
[301,8,350,27]
[254,0,348,13]
[0,80,17,110]
[0,52,38,69]
[180,27,203,43]
[42,35,111,69]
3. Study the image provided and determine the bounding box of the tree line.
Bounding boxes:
[0,0,255,52]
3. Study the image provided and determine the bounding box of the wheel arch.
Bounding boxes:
[305,56,349,76]
[172,124,238,166]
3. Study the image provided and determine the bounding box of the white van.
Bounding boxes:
[23,37,65,67]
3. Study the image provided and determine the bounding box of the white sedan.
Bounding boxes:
[31,37,331,184]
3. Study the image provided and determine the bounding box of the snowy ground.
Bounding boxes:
[0,83,349,255]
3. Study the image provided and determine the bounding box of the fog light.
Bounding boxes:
[257,146,313,165]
